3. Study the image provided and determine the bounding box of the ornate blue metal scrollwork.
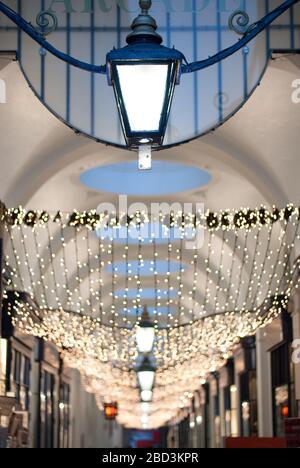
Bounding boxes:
[181,0,300,73]
[228,10,258,36]
[214,92,230,112]
[35,11,58,37]
[0,1,106,74]
[0,0,299,75]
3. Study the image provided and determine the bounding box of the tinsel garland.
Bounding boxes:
[1,203,298,231]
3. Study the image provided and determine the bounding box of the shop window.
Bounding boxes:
[274,385,289,436]
[40,370,55,449]
[224,387,232,437]
[240,370,258,437]
[214,393,221,448]
[11,349,30,411]
[230,385,238,437]
[23,357,30,410]
[271,343,296,437]
[0,339,8,395]
[195,409,204,448]
[59,382,70,449]
[178,416,189,448]
[203,384,210,448]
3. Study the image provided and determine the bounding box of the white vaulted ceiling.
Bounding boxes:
[0,53,299,320]
[0,54,299,211]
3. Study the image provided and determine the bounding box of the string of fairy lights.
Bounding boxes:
[1,204,300,428]
[3,205,297,230]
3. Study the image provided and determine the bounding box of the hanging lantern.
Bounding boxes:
[141,390,153,402]
[106,0,183,151]
[136,307,155,354]
[104,402,118,420]
[137,356,156,392]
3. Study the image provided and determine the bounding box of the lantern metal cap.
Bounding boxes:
[106,41,184,64]
[139,306,154,328]
[137,355,156,373]
[126,0,162,45]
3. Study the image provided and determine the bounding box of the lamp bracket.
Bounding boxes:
[138,145,152,171]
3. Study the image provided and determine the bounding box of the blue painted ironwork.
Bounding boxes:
[228,10,258,36]
[0,1,106,74]
[90,1,95,136]
[217,0,223,123]
[0,0,298,76]
[36,10,57,36]
[40,1,46,101]
[66,12,71,122]
[181,0,300,73]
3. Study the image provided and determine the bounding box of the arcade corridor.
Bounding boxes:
[0,0,300,450]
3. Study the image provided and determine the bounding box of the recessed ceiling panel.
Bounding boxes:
[106,260,184,276]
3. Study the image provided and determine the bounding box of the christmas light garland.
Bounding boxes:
[2,204,298,231]
[2,203,300,429]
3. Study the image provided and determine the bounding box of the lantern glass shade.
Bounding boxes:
[136,325,155,353]
[138,370,155,391]
[141,390,153,402]
[109,59,180,147]
[116,64,168,132]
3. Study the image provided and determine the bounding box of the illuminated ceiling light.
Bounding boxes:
[137,356,156,392]
[106,0,183,166]
[136,307,155,353]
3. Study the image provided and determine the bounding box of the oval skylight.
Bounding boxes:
[96,222,196,244]
[118,306,175,317]
[114,288,177,300]
[106,260,184,276]
[80,161,211,196]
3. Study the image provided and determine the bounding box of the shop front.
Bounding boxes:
[233,336,258,438]
[271,311,296,437]
[0,293,71,448]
